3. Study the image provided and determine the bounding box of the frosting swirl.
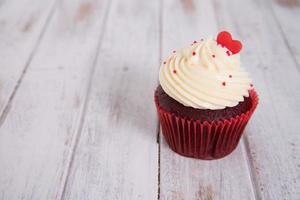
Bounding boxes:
[159,38,252,110]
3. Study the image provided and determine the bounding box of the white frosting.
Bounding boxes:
[159,38,252,110]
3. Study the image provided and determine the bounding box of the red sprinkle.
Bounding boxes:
[212,54,216,58]
[229,75,232,78]
[173,69,177,74]
[222,81,226,86]
[173,50,176,53]
[192,51,196,56]
[226,51,231,56]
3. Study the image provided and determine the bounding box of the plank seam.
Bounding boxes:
[156,0,163,144]
[242,136,261,200]
[157,0,163,199]
[0,0,58,127]
[157,126,161,200]
[58,1,113,199]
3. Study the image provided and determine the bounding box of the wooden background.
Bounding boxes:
[0,0,299,199]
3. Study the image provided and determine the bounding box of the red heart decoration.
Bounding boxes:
[217,31,242,54]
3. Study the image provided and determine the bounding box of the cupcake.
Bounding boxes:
[155,31,258,160]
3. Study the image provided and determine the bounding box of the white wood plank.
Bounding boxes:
[0,0,110,199]
[214,0,300,199]
[267,0,300,66]
[61,0,160,199]
[160,1,256,199]
[0,0,56,117]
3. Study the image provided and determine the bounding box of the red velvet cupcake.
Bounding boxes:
[155,31,258,159]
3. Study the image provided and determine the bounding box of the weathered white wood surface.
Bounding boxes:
[0,0,56,120]
[268,0,300,66]
[214,0,300,199]
[0,0,299,199]
[159,1,255,200]
[0,0,110,199]
[61,0,159,199]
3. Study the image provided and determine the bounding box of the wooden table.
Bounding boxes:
[0,0,299,199]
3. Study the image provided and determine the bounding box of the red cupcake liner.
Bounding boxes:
[155,89,259,160]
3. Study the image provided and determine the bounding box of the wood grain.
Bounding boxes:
[61,0,160,199]
[275,0,300,7]
[0,0,56,122]
[214,0,300,199]
[0,0,110,199]
[0,0,299,199]
[159,1,256,199]
[268,0,300,67]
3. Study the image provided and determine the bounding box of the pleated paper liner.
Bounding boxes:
[155,89,259,160]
